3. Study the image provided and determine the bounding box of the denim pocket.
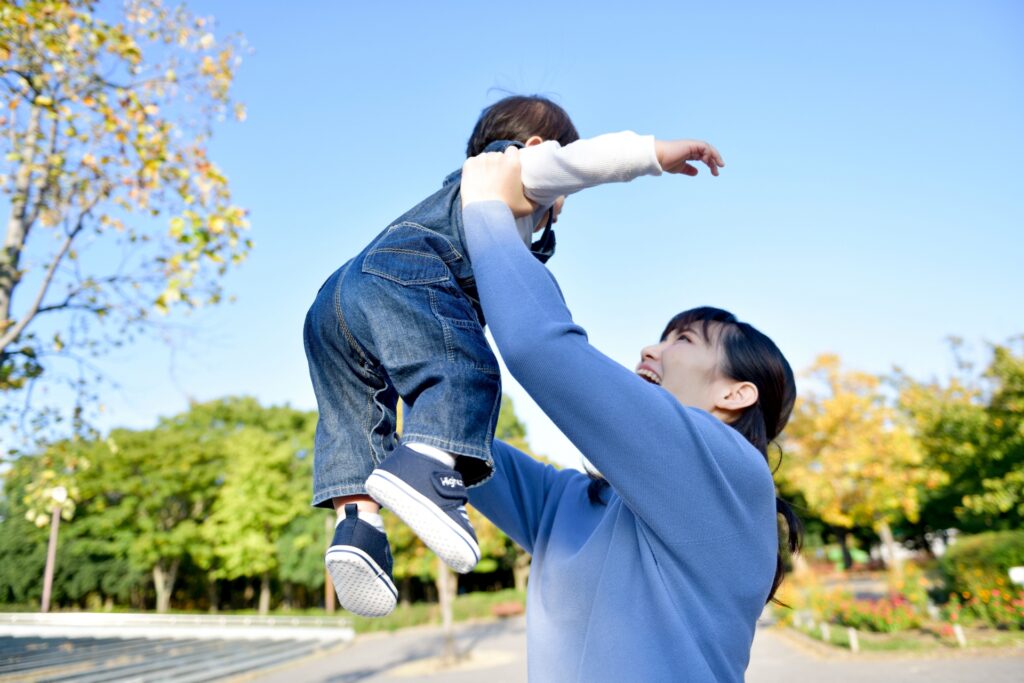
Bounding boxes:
[429,286,500,376]
[362,222,460,286]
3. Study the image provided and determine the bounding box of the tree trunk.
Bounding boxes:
[436,558,459,665]
[152,560,179,613]
[259,573,271,615]
[513,550,531,592]
[837,529,854,570]
[400,576,413,607]
[281,582,293,611]
[0,106,42,331]
[878,520,903,579]
[207,576,218,613]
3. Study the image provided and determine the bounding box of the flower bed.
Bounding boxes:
[942,588,1024,630]
[771,561,1024,652]
[831,593,921,632]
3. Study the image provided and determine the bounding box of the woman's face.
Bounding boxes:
[636,324,733,413]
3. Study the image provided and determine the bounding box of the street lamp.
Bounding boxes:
[40,485,68,613]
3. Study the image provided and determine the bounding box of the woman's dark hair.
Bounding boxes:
[466,95,579,157]
[587,306,802,605]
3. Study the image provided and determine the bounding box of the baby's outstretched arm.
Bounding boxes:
[518,132,725,208]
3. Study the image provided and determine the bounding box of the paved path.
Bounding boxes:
[747,628,1024,683]
[244,617,1024,683]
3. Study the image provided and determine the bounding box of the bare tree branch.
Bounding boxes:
[0,199,98,351]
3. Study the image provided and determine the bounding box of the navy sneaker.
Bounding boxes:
[325,504,397,617]
[365,444,480,573]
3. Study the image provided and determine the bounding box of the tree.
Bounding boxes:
[780,355,943,573]
[201,426,309,614]
[95,423,222,611]
[966,343,1024,522]
[0,0,249,449]
[276,510,326,609]
[1,397,327,612]
[0,453,50,605]
[898,339,1024,534]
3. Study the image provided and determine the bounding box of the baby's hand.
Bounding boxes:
[461,147,535,217]
[655,140,725,177]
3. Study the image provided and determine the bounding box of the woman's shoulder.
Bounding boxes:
[664,402,775,492]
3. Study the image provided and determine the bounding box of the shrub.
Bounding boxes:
[941,531,1024,597]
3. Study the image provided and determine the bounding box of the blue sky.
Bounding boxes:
[10,1,1022,466]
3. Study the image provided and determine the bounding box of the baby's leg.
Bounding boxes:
[347,242,502,572]
[304,264,399,616]
[347,259,502,484]
[305,265,401,509]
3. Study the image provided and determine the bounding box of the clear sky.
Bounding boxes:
[22,0,1022,467]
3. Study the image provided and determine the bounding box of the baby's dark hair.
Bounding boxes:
[466,95,579,157]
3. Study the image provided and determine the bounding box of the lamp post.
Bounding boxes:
[40,485,68,613]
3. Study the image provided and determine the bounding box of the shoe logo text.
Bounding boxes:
[439,476,463,488]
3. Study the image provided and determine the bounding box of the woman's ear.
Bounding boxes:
[716,381,759,412]
[523,135,544,147]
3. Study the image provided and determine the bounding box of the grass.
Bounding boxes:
[347,588,525,634]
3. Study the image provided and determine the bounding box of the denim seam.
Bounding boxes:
[468,383,503,488]
[402,432,490,460]
[376,221,464,265]
[312,482,373,507]
[427,288,457,364]
[367,382,396,469]
[363,248,451,286]
[333,274,372,369]
[447,317,482,330]
[330,269,394,469]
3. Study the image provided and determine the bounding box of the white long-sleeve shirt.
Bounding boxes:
[512,131,663,245]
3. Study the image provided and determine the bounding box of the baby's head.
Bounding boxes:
[466,95,579,157]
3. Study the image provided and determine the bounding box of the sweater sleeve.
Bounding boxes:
[463,201,774,547]
[518,131,663,208]
[467,440,569,555]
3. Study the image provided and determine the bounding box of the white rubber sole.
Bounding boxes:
[366,469,480,574]
[325,545,397,617]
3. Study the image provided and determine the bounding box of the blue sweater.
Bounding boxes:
[463,202,778,682]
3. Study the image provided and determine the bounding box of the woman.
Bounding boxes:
[459,147,801,682]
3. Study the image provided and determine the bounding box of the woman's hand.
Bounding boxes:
[461,147,536,218]
[655,139,725,177]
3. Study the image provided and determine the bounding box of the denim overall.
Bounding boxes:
[304,141,555,507]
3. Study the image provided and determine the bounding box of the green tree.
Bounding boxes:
[898,339,1024,534]
[0,454,49,604]
[72,415,224,611]
[164,397,314,612]
[0,0,249,448]
[276,510,326,609]
[201,427,309,614]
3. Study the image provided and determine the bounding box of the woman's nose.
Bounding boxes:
[641,344,659,362]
